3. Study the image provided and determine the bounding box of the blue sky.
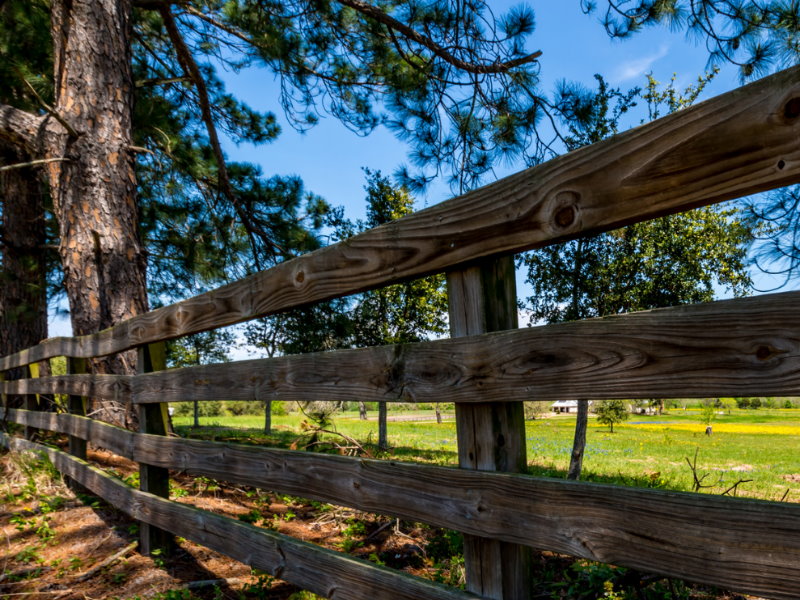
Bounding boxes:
[48,3,769,337]
[221,2,742,219]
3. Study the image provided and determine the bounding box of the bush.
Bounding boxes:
[750,397,762,409]
[272,400,288,416]
[784,399,794,409]
[225,401,263,416]
[171,402,193,417]
[172,401,224,417]
[735,397,750,409]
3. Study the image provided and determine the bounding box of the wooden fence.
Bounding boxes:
[2,64,800,600]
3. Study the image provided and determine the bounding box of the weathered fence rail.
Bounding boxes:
[3,64,800,600]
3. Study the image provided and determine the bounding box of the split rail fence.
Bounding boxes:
[4,66,800,600]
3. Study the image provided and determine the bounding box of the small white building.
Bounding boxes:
[551,400,592,414]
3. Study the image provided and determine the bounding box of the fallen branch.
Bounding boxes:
[72,541,138,583]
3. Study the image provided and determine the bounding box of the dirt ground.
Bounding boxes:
[0,445,457,600]
[0,442,764,600]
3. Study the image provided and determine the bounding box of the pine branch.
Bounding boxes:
[159,6,278,266]
[335,0,542,74]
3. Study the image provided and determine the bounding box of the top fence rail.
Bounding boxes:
[3,65,800,370]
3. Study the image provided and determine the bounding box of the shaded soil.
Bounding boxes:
[0,440,768,600]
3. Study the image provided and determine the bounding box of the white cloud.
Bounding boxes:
[612,45,670,83]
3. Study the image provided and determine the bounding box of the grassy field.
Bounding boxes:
[173,408,800,501]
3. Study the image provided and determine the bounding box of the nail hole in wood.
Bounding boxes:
[778,160,786,170]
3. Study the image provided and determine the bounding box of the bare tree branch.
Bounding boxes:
[135,76,191,88]
[0,103,49,153]
[0,157,69,172]
[18,75,78,138]
[335,0,542,74]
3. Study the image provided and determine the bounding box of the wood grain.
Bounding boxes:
[447,257,530,599]
[0,408,135,458]
[0,373,130,402]
[3,419,800,598]
[136,343,172,556]
[2,65,800,370]
[0,434,480,600]
[67,357,88,462]
[130,290,800,404]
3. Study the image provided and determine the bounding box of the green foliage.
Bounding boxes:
[245,170,447,361]
[700,402,716,426]
[351,170,448,348]
[595,400,629,433]
[585,1,800,81]
[225,401,264,416]
[521,73,752,325]
[166,329,235,369]
[15,546,44,565]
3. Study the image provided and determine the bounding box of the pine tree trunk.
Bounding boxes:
[0,147,49,403]
[46,0,148,427]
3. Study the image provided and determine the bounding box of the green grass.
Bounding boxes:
[174,408,800,501]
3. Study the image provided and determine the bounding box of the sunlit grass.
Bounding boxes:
[174,408,800,501]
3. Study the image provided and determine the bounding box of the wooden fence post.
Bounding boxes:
[24,363,40,440]
[447,255,532,600]
[137,342,173,556]
[67,357,88,454]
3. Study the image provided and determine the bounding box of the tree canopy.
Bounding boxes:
[520,73,753,326]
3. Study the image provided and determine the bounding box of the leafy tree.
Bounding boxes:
[245,171,448,443]
[585,2,800,292]
[521,74,752,326]
[521,73,753,478]
[595,399,629,433]
[351,170,448,447]
[0,0,550,428]
[166,329,235,427]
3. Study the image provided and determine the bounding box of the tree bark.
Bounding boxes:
[567,399,588,480]
[0,146,49,404]
[378,401,388,450]
[47,0,148,427]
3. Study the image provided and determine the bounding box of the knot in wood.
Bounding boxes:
[555,206,576,228]
[784,97,800,120]
[551,190,581,230]
[295,271,305,284]
[755,345,774,360]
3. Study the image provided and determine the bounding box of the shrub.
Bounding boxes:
[225,401,263,416]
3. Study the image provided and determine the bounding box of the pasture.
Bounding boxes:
[174,407,800,502]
